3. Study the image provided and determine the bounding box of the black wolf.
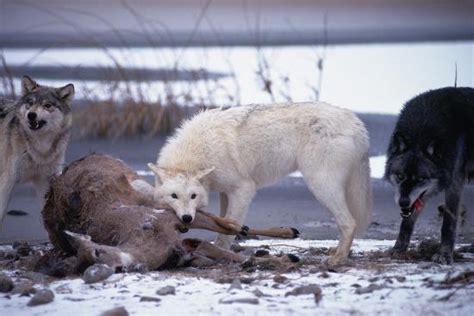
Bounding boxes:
[385,87,474,264]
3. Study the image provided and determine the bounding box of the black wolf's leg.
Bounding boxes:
[390,212,420,255]
[433,183,464,264]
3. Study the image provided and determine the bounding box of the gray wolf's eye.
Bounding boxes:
[44,103,52,109]
[191,193,197,199]
[171,193,178,199]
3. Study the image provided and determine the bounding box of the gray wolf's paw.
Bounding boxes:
[432,252,453,265]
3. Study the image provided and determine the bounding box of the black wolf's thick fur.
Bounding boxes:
[386,87,474,264]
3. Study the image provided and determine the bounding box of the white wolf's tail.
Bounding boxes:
[346,152,372,236]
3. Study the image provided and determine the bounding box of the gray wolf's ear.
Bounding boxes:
[195,167,215,181]
[56,84,75,104]
[22,75,39,95]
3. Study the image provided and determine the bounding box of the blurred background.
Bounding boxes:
[0,0,473,242]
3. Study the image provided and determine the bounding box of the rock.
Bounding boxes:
[7,210,28,216]
[285,285,322,297]
[12,241,32,256]
[27,289,54,306]
[228,279,242,291]
[0,274,14,293]
[140,296,161,303]
[156,285,175,295]
[54,284,72,294]
[252,288,267,297]
[83,264,114,284]
[11,282,36,296]
[101,306,129,316]
[273,274,287,283]
[219,297,259,305]
[394,276,406,283]
[355,284,384,295]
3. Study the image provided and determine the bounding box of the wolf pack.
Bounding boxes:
[0,75,473,270]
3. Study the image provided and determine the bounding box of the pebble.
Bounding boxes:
[83,264,114,284]
[228,279,242,291]
[219,297,260,305]
[101,306,129,316]
[27,289,54,306]
[285,284,322,297]
[156,285,175,295]
[140,296,162,303]
[355,283,385,295]
[0,274,14,293]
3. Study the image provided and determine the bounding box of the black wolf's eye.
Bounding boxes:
[417,176,426,182]
[395,173,405,182]
[171,193,178,199]
[191,193,197,199]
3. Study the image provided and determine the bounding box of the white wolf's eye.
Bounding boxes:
[191,193,197,199]
[171,193,178,199]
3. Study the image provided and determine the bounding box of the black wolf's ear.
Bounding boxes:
[22,75,39,95]
[426,141,442,159]
[391,135,406,154]
[56,84,75,104]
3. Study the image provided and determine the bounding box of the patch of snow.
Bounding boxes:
[1,239,473,316]
[369,155,387,179]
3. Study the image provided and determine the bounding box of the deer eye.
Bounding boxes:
[191,193,197,199]
[171,193,178,199]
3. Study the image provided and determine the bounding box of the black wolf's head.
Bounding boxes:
[385,134,444,218]
[17,75,74,134]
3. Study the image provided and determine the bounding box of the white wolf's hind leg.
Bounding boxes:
[214,183,256,249]
[219,192,229,218]
[300,163,356,266]
[0,176,15,224]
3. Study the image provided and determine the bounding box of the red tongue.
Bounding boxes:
[414,198,424,211]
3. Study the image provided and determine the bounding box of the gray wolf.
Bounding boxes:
[142,102,372,266]
[42,154,299,273]
[0,75,74,226]
[385,87,474,264]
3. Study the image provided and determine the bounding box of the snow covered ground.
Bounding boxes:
[1,239,473,316]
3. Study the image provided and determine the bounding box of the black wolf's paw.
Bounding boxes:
[432,252,453,265]
[388,247,407,259]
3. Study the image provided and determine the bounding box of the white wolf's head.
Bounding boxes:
[147,163,215,224]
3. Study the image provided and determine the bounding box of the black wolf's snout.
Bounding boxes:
[27,112,37,121]
[398,196,411,208]
[181,215,193,223]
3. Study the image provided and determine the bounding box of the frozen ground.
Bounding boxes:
[1,239,473,316]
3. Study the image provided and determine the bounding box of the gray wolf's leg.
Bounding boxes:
[214,183,256,249]
[0,172,15,224]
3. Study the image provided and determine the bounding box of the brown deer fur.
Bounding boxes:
[42,154,299,272]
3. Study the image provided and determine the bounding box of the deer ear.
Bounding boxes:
[63,230,92,250]
[22,75,39,95]
[56,83,75,104]
[195,167,215,180]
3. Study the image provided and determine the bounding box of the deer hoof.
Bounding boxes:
[290,228,300,238]
[240,225,249,236]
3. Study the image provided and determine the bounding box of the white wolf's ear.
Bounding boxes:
[22,75,39,94]
[56,84,75,104]
[148,163,168,184]
[195,167,215,181]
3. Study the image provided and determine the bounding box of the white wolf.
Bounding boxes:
[0,76,74,226]
[140,102,372,265]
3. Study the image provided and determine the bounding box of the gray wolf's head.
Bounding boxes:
[385,136,442,218]
[147,163,214,224]
[18,76,74,134]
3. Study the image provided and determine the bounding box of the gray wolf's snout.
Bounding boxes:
[27,112,37,121]
[181,215,193,223]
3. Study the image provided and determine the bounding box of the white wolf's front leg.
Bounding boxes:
[214,182,256,249]
[33,178,52,212]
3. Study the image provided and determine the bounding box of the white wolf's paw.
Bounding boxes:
[322,255,347,270]
[432,252,453,265]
